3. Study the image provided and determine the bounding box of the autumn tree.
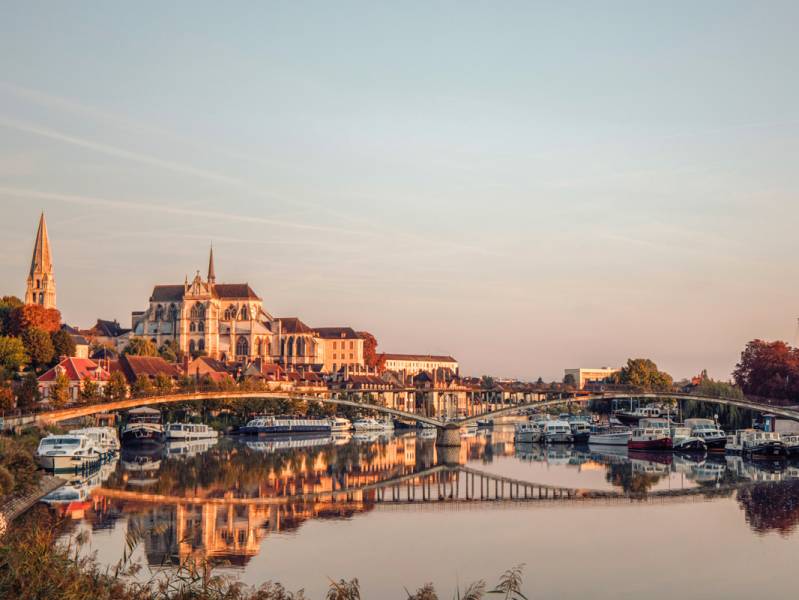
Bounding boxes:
[123,338,158,357]
[51,329,76,360]
[80,377,101,402]
[0,336,28,372]
[612,358,673,392]
[104,371,128,401]
[131,376,155,398]
[50,372,71,407]
[22,328,55,371]
[16,372,40,410]
[0,296,23,335]
[154,372,173,395]
[8,304,61,336]
[0,385,14,411]
[359,331,379,368]
[158,340,181,363]
[733,339,799,401]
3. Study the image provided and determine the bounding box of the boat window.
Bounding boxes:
[41,438,80,446]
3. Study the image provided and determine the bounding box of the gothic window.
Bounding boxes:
[297,337,306,357]
[198,321,204,332]
[287,337,294,357]
[39,293,44,304]
[168,304,178,320]
[239,305,250,321]
[190,302,205,320]
[155,305,164,321]
[189,340,196,354]
[236,337,249,357]
[198,339,205,352]
[190,322,196,332]
[255,338,262,355]
[224,305,237,320]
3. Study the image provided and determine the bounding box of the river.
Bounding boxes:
[43,426,799,598]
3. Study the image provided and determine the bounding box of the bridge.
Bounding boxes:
[17,390,799,446]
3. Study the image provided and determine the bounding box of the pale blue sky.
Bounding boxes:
[1,1,798,380]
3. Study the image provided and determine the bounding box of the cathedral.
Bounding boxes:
[25,212,57,309]
[132,248,276,362]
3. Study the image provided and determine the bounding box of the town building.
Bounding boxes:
[315,327,364,373]
[118,355,182,385]
[563,367,620,389]
[38,357,111,402]
[131,248,276,363]
[24,212,57,310]
[382,353,459,376]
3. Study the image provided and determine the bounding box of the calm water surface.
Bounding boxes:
[45,426,799,599]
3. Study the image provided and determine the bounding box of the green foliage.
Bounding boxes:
[0,296,23,335]
[159,340,181,363]
[612,358,673,392]
[105,371,128,401]
[154,372,174,395]
[50,371,71,407]
[562,373,576,386]
[481,376,495,389]
[21,327,54,371]
[51,329,77,360]
[132,376,155,398]
[489,564,528,600]
[0,436,39,500]
[80,377,101,402]
[0,336,28,372]
[16,372,41,409]
[694,376,744,400]
[123,337,158,357]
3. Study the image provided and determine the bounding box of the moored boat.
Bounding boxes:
[240,415,332,435]
[614,405,662,426]
[685,418,727,452]
[588,425,632,446]
[330,417,352,432]
[628,420,672,451]
[569,420,591,444]
[36,433,104,473]
[514,422,542,443]
[543,420,574,444]
[352,417,394,432]
[69,426,120,455]
[121,407,164,446]
[165,422,219,440]
[726,429,786,458]
[782,432,799,456]
[670,425,707,453]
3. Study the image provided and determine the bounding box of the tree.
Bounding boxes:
[50,329,76,360]
[0,385,14,411]
[612,358,673,392]
[563,373,576,386]
[131,376,155,397]
[154,372,173,395]
[50,372,71,407]
[0,336,28,372]
[22,328,54,370]
[80,377,101,402]
[8,304,61,336]
[359,331,379,368]
[123,338,158,357]
[536,377,544,385]
[733,339,799,401]
[0,296,23,335]
[481,375,495,389]
[16,372,40,409]
[105,371,128,401]
[158,340,181,363]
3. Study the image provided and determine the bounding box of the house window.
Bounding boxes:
[349,341,353,350]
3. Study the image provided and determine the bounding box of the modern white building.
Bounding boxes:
[564,367,620,389]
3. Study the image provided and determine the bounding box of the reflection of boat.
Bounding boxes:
[615,405,662,425]
[726,430,787,458]
[514,422,542,443]
[418,428,437,439]
[781,433,799,456]
[245,434,334,452]
[352,418,394,432]
[121,407,164,446]
[41,458,118,507]
[476,418,494,428]
[725,455,787,481]
[165,437,218,457]
[69,427,120,454]
[685,418,727,452]
[240,416,332,435]
[36,433,104,473]
[588,426,632,446]
[120,449,161,487]
[165,422,218,440]
[629,450,673,467]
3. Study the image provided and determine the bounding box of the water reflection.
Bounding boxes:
[48,428,799,577]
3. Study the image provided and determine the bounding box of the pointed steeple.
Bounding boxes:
[207,244,216,284]
[25,212,57,309]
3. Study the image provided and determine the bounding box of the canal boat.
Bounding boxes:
[685,418,727,452]
[614,405,662,426]
[543,420,574,444]
[121,407,164,446]
[670,425,707,453]
[514,422,542,443]
[352,417,394,432]
[588,425,632,446]
[781,432,799,456]
[569,420,591,444]
[476,418,494,428]
[69,426,120,455]
[329,417,352,432]
[628,421,672,451]
[164,422,219,440]
[240,415,333,435]
[726,429,787,458]
[36,433,104,473]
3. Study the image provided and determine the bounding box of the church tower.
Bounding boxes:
[25,212,57,309]
[207,244,216,284]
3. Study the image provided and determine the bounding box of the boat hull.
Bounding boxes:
[588,432,632,446]
[703,437,727,452]
[515,431,542,443]
[673,439,707,453]
[628,438,672,451]
[745,442,787,458]
[239,424,332,435]
[545,433,574,444]
[571,432,590,444]
[121,428,164,446]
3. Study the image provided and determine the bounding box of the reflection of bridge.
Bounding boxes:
[26,390,799,446]
[93,463,757,507]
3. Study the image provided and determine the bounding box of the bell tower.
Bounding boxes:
[24,212,57,309]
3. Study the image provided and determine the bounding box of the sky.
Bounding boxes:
[1,1,798,382]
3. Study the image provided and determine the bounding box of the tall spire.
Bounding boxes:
[25,212,57,309]
[207,244,216,284]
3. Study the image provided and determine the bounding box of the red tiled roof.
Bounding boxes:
[38,358,111,383]
[120,355,181,382]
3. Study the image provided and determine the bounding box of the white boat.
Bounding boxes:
[121,407,164,445]
[670,426,706,452]
[514,422,542,443]
[588,426,632,446]
[36,433,104,473]
[782,432,799,456]
[543,420,574,444]
[615,405,662,425]
[164,422,219,440]
[685,418,727,452]
[69,427,120,454]
[329,417,352,432]
[352,418,394,432]
[240,416,332,435]
[726,429,786,457]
